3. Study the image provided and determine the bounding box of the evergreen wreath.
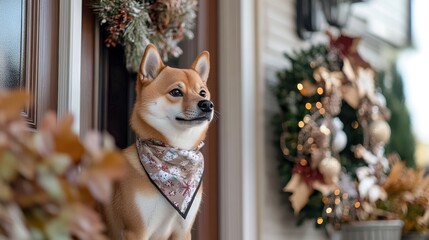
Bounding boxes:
[273,33,416,227]
[93,0,198,72]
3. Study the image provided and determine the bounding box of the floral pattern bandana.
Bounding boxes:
[136,138,204,219]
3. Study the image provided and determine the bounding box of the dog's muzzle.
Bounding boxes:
[198,100,214,113]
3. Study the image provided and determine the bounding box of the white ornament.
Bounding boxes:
[332,130,347,152]
[369,120,391,145]
[332,117,344,130]
[331,118,347,153]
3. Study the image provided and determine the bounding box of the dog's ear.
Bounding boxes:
[191,51,210,83]
[139,44,165,81]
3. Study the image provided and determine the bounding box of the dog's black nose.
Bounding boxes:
[198,100,214,112]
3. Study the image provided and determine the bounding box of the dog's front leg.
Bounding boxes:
[123,229,148,240]
[169,231,192,240]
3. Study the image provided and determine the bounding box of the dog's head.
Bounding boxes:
[131,44,213,150]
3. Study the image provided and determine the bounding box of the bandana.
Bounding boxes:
[136,138,204,219]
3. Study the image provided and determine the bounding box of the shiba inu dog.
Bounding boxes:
[106,44,213,240]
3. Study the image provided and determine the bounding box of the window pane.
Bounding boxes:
[0,0,24,89]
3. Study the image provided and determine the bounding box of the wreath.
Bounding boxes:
[93,0,198,72]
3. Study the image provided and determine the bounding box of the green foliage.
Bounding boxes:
[273,44,354,224]
[380,66,416,167]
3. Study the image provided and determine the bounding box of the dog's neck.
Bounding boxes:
[131,112,207,150]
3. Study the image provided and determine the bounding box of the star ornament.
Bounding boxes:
[341,58,377,108]
[313,67,344,94]
[356,67,376,103]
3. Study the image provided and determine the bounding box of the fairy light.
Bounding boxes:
[307,137,314,144]
[317,87,324,95]
[317,217,324,225]
[305,103,312,110]
[320,125,331,135]
[303,115,310,123]
[326,207,332,214]
[319,108,326,114]
[335,197,341,205]
[316,102,323,109]
[298,121,305,128]
[334,189,340,196]
[297,83,304,91]
[297,144,303,151]
[300,159,308,166]
[352,121,359,129]
[354,201,361,208]
[322,197,328,204]
[342,193,349,199]
[282,148,289,156]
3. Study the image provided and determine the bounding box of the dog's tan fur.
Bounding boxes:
[106,44,212,240]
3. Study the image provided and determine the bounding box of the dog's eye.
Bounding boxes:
[169,89,183,97]
[199,90,207,98]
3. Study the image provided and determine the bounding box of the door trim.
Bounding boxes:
[219,0,260,239]
[57,0,82,133]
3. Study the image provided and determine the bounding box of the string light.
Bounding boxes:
[282,148,289,156]
[300,159,308,166]
[305,103,312,110]
[352,121,359,129]
[319,108,326,114]
[326,207,332,214]
[354,201,361,208]
[297,144,303,151]
[297,83,304,91]
[320,125,331,135]
[316,102,323,109]
[298,121,305,128]
[334,189,340,196]
[317,87,324,95]
[307,137,314,144]
[342,193,349,199]
[303,115,310,123]
[317,217,324,225]
[335,197,341,205]
[322,197,329,204]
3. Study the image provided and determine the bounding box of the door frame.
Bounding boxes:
[219,0,261,239]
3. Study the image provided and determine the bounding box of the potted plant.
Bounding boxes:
[377,160,429,239]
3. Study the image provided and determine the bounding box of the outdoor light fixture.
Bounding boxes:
[296,0,367,39]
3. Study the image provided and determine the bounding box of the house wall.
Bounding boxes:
[256,1,328,239]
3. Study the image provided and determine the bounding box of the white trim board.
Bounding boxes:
[219,0,260,239]
[58,0,82,133]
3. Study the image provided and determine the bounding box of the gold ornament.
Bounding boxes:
[369,120,391,145]
[313,67,344,94]
[319,157,341,185]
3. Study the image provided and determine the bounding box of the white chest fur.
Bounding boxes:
[134,189,202,239]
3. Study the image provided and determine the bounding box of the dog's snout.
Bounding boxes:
[198,100,214,112]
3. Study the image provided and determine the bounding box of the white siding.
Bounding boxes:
[257,1,328,239]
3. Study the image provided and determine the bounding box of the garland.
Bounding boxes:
[93,0,198,72]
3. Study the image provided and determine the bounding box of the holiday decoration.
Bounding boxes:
[273,32,420,231]
[93,0,198,72]
[0,90,126,239]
